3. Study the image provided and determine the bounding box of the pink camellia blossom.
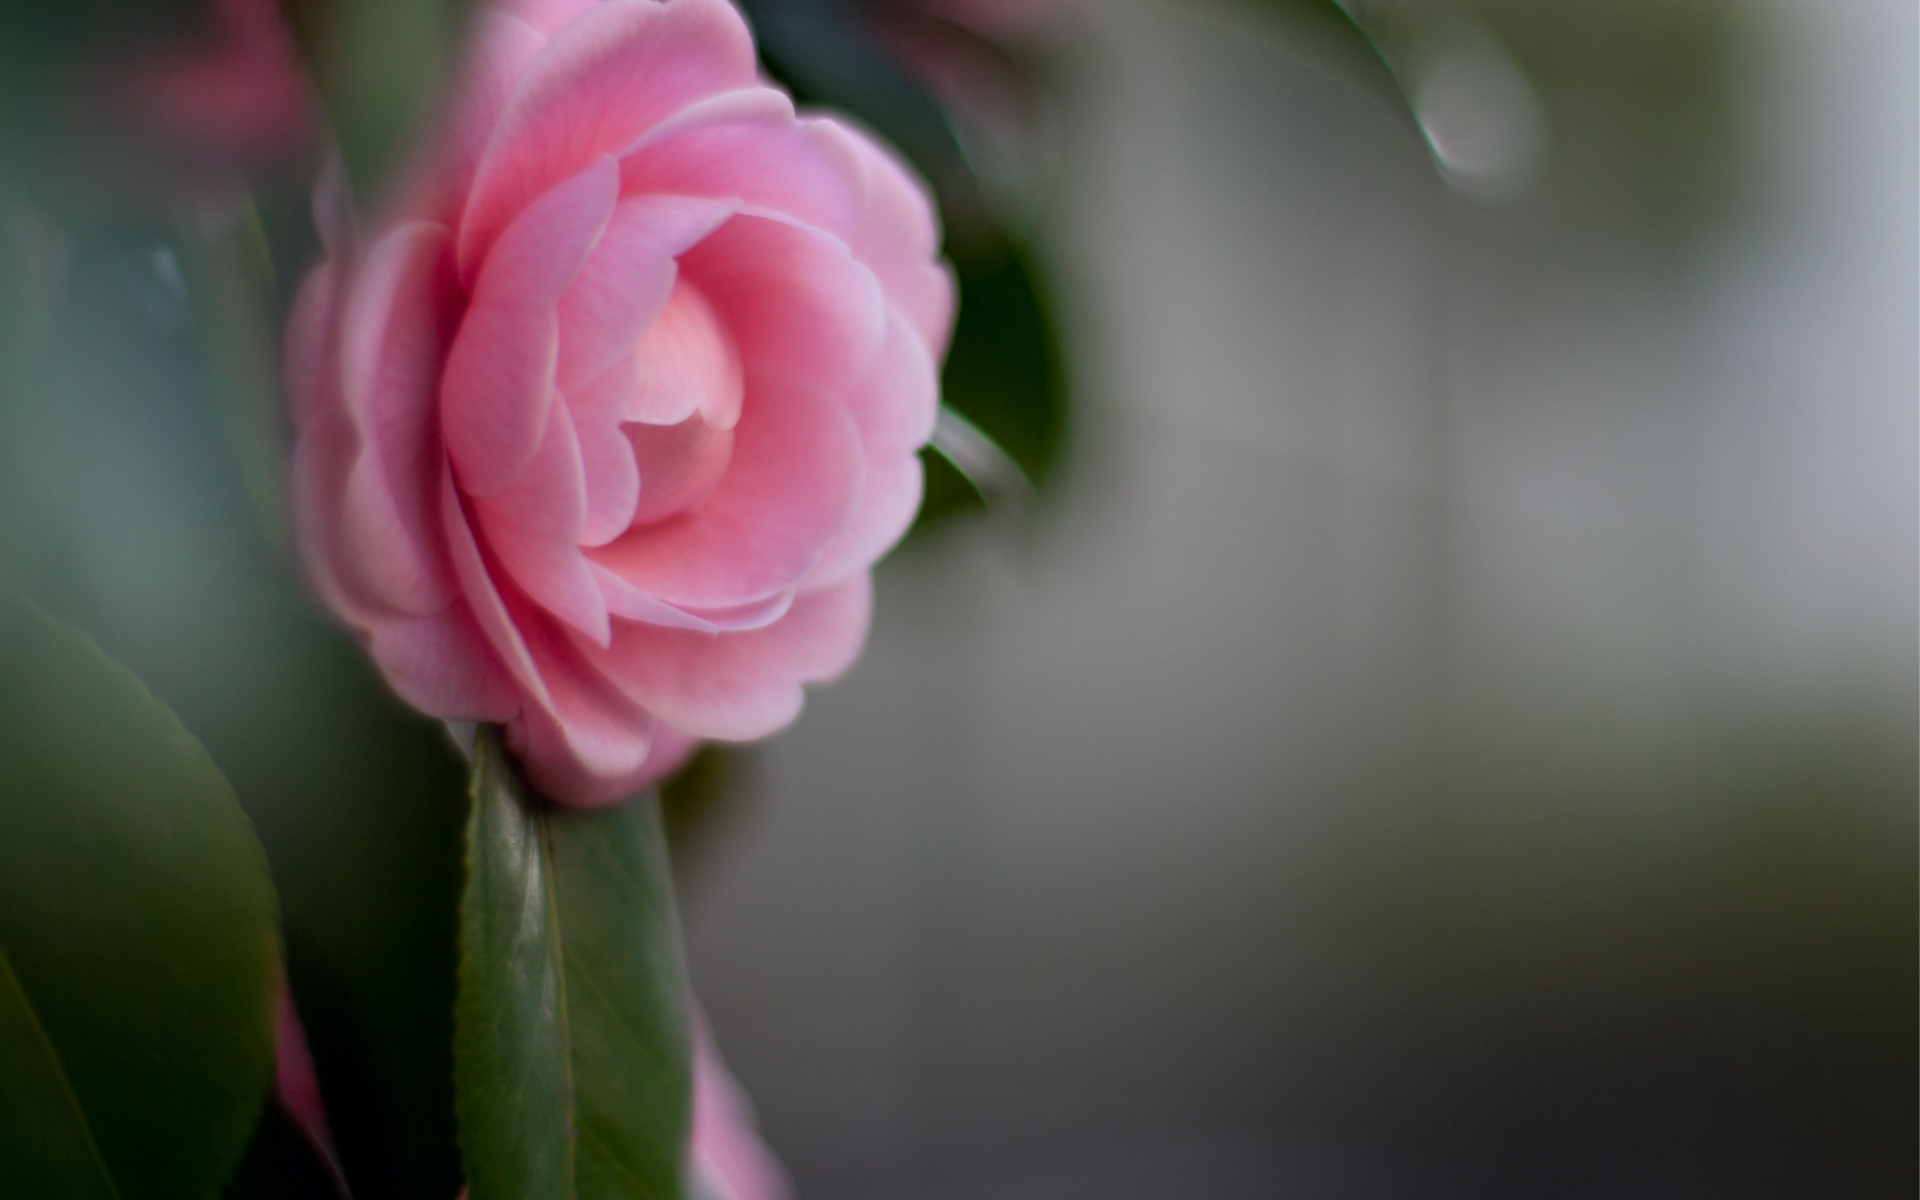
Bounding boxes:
[289,0,953,803]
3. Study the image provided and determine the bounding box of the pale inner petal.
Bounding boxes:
[623,278,743,430]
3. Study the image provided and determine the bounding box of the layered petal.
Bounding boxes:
[430,11,547,216]
[618,102,865,260]
[626,412,734,525]
[679,209,887,392]
[557,193,735,391]
[291,0,955,807]
[815,121,956,356]
[337,221,459,615]
[588,374,863,609]
[586,574,871,741]
[442,464,550,707]
[619,110,953,354]
[472,398,611,645]
[621,276,743,430]
[569,376,642,548]
[284,259,337,429]
[458,0,758,276]
[801,309,940,587]
[506,590,657,798]
[442,155,618,495]
[360,603,520,720]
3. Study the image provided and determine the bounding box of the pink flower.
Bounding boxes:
[289,0,953,803]
[117,0,315,167]
[690,1012,793,1200]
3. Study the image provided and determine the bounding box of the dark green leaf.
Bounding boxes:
[0,591,280,1200]
[455,729,691,1200]
[916,232,1066,530]
[0,226,469,1200]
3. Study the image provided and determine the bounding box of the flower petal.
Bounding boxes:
[337,221,459,615]
[442,156,618,496]
[680,209,887,392]
[557,193,735,392]
[507,597,656,790]
[623,277,744,430]
[360,603,520,720]
[814,120,955,357]
[619,111,953,354]
[592,568,795,633]
[473,399,612,645]
[569,378,641,548]
[431,12,547,213]
[285,261,337,431]
[627,414,734,526]
[800,443,922,591]
[442,464,550,706]
[617,97,862,249]
[457,0,758,277]
[588,574,871,740]
[588,374,862,609]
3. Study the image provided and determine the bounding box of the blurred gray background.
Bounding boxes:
[682,0,1916,1196]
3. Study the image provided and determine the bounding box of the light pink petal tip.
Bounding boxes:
[275,991,351,1195]
[691,1010,795,1200]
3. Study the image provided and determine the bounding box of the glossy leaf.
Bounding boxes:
[0,591,280,1200]
[455,728,692,1200]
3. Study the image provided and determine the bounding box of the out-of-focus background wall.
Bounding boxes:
[683,0,1917,1196]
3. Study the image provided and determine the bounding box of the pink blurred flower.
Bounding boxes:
[289,0,953,803]
[115,0,315,167]
[690,1012,793,1200]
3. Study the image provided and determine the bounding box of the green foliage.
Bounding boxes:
[1,220,471,1200]
[0,591,280,1200]
[279,0,482,202]
[455,729,692,1200]
[920,232,1066,526]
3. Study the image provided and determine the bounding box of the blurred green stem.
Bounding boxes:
[171,202,290,554]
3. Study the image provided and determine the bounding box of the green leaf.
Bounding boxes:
[917,232,1067,530]
[455,728,692,1200]
[280,0,481,201]
[0,591,280,1200]
[0,227,470,1200]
